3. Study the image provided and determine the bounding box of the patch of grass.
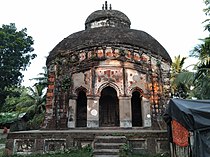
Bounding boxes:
[0,136,6,157]
[119,143,169,157]
[0,138,6,144]
[129,153,169,157]
[0,148,5,157]
[1,142,169,157]
[4,146,93,157]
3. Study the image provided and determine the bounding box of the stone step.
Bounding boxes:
[94,142,125,149]
[94,136,126,143]
[93,136,127,156]
[93,149,120,155]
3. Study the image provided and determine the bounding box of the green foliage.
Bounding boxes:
[1,87,32,112]
[170,55,189,98]
[203,0,210,31]
[0,64,47,129]
[3,146,93,157]
[189,7,210,99]
[191,63,210,99]
[61,75,72,91]
[2,153,168,157]
[130,154,168,157]
[0,84,46,130]
[119,144,169,157]
[193,1,210,99]
[0,23,36,107]
[119,144,132,157]
[171,1,210,100]
[171,55,187,74]
[30,66,48,88]
[0,112,19,125]
[26,113,45,130]
[0,138,6,144]
[0,148,4,157]
[27,84,46,114]
[191,37,210,65]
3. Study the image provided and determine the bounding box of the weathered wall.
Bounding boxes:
[43,46,171,129]
[5,130,169,156]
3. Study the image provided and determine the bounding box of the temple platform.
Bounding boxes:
[5,128,169,156]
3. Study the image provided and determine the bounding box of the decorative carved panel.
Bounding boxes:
[14,139,35,154]
[44,139,66,152]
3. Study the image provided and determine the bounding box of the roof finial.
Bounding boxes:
[102,4,104,10]
[105,1,108,10]
[109,4,112,10]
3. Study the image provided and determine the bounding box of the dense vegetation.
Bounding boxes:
[171,0,210,99]
[0,72,47,130]
[0,23,36,107]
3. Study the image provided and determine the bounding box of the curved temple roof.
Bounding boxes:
[85,10,131,29]
[47,5,171,64]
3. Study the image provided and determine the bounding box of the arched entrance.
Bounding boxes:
[76,90,87,127]
[131,91,142,127]
[99,86,119,127]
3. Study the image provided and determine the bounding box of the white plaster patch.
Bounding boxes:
[90,109,98,116]
[73,72,85,88]
[126,69,146,95]
[90,19,111,28]
[72,71,91,94]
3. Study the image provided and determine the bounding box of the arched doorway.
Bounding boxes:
[99,86,119,127]
[76,90,87,127]
[131,91,142,127]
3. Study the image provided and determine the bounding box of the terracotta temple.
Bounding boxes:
[5,2,172,156]
[43,2,171,130]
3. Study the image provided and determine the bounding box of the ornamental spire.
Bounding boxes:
[102,1,112,10]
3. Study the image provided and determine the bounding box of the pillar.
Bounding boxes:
[87,96,99,128]
[67,99,76,128]
[142,97,152,127]
[119,97,132,128]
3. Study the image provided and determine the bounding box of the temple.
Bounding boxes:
[5,2,172,156]
[43,2,171,130]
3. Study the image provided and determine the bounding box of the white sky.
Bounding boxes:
[0,0,208,87]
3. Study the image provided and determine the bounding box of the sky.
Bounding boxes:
[0,0,208,87]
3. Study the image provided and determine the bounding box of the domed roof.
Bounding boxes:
[47,3,171,64]
[47,27,171,64]
[85,10,131,29]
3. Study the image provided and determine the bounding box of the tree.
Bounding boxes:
[190,38,210,99]
[30,66,48,87]
[2,84,46,130]
[23,84,46,129]
[1,86,30,112]
[203,0,210,32]
[1,66,47,130]
[0,23,36,107]
[170,55,190,98]
[187,0,210,99]
[171,55,187,74]
[26,83,46,115]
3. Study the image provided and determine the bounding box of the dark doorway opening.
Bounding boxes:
[99,86,119,127]
[131,91,142,127]
[76,90,87,127]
